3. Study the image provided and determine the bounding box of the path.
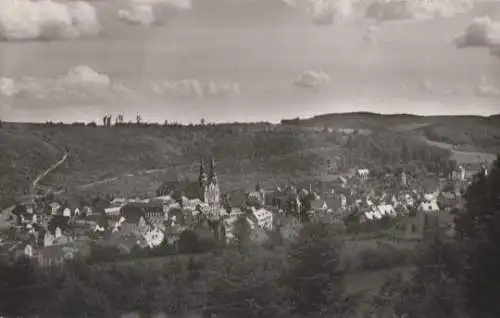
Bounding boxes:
[1,152,69,226]
[32,152,69,189]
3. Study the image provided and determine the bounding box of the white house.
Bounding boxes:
[62,208,71,217]
[251,207,274,230]
[357,169,370,180]
[48,202,61,215]
[364,204,396,221]
[105,206,122,217]
[375,204,396,217]
[24,244,33,257]
[451,165,466,181]
[419,200,440,213]
[143,227,164,248]
[44,231,55,247]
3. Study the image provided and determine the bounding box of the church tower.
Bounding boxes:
[199,157,208,190]
[205,158,220,205]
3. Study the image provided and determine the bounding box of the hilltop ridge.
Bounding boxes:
[1,112,498,207]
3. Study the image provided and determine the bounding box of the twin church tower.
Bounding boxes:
[199,158,220,205]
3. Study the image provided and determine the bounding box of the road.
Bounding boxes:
[0,152,69,221]
[32,152,69,189]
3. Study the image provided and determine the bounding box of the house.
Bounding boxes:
[250,207,274,230]
[451,165,466,181]
[47,202,62,215]
[375,204,396,217]
[419,200,440,213]
[24,244,33,257]
[105,206,122,217]
[62,208,71,217]
[357,169,370,181]
[309,199,328,213]
[16,196,36,214]
[120,202,166,225]
[363,204,396,221]
[143,227,165,248]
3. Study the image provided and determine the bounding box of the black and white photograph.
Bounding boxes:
[1,0,500,317]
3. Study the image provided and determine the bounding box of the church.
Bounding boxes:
[199,157,220,205]
[156,157,225,218]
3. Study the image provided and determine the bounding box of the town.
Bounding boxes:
[0,145,489,269]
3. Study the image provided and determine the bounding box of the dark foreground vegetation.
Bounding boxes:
[1,155,500,318]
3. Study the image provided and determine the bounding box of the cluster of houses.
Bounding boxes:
[0,156,489,267]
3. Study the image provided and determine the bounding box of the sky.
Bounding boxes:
[0,0,500,124]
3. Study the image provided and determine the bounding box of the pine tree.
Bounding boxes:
[372,237,465,318]
[455,154,500,317]
[205,248,291,318]
[285,220,345,315]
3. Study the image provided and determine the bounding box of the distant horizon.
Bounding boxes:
[3,109,499,126]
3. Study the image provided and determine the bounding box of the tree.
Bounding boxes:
[454,154,500,318]
[233,215,252,248]
[372,237,465,318]
[178,230,200,254]
[284,220,346,315]
[52,274,113,317]
[204,247,291,318]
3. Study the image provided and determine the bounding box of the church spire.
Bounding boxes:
[199,157,207,187]
[209,158,217,184]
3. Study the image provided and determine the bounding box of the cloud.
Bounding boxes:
[0,67,240,102]
[0,65,133,100]
[118,0,191,26]
[454,16,500,48]
[283,0,353,25]
[365,0,474,22]
[0,0,100,41]
[150,79,241,99]
[294,70,330,89]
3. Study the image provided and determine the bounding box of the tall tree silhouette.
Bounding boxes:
[455,154,500,318]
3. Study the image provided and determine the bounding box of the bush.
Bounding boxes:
[357,247,411,271]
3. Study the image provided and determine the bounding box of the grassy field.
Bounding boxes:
[424,139,497,164]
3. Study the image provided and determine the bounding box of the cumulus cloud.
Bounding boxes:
[365,0,474,22]
[118,0,191,26]
[294,70,330,89]
[282,0,353,25]
[0,0,100,41]
[0,65,133,100]
[454,17,500,48]
[150,79,240,99]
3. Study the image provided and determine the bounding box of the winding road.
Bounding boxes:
[32,152,69,189]
[0,152,69,225]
